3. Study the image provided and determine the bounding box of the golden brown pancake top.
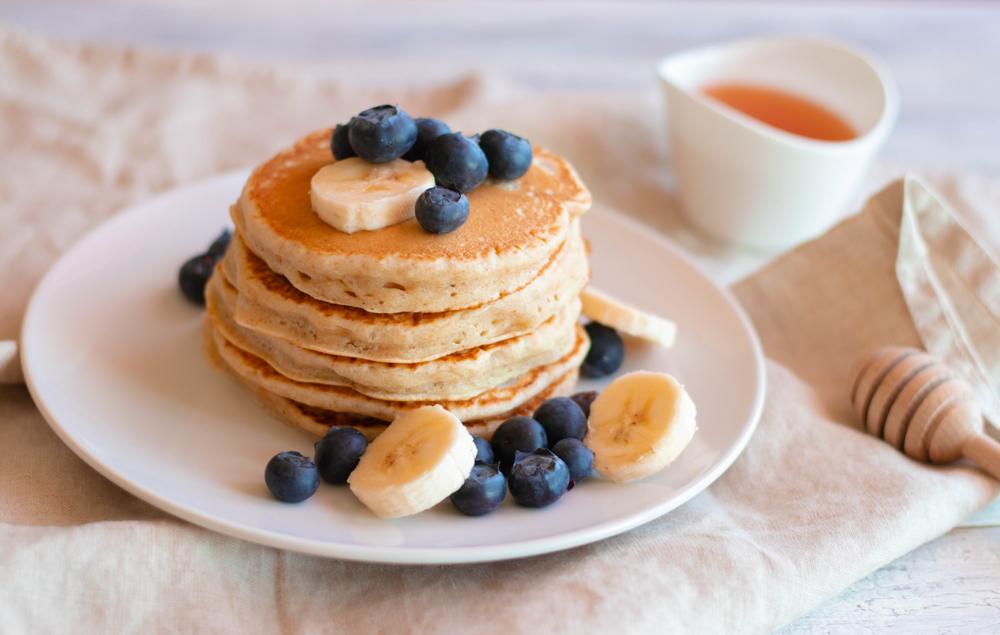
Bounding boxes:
[242,129,589,262]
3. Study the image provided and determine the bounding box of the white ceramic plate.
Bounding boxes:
[22,170,765,564]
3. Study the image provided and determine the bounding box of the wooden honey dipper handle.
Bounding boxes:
[852,346,999,481]
[962,435,1000,480]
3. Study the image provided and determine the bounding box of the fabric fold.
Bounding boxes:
[0,341,20,384]
[897,175,1000,428]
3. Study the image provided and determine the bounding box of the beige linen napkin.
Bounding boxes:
[897,177,1000,427]
[1,27,997,633]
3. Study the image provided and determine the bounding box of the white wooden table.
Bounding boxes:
[4,1,999,631]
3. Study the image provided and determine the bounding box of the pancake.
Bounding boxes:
[206,270,580,401]
[209,320,589,423]
[233,128,591,313]
[239,369,581,441]
[220,221,589,363]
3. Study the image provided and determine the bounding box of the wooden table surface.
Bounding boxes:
[4,1,999,631]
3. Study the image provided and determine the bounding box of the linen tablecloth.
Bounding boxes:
[1,27,997,633]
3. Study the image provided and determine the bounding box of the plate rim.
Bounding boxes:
[21,169,766,565]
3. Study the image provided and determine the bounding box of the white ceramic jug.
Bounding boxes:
[657,37,898,249]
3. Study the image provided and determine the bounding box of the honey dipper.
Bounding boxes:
[851,347,1000,478]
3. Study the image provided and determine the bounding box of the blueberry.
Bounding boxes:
[178,253,215,306]
[533,397,587,445]
[490,416,548,473]
[479,129,533,180]
[582,322,625,378]
[314,427,368,484]
[415,186,469,234]
[570,391,598,418]
[264,451,320,503]
[472,435,495,465]
[348,105,418,163]
[425,132,489,192]
[552,438,594,483]
[403,117,451,162]
[207,229,232,260]
[507,449,570,508]
[450,463,506,516]
[331,123,356,160]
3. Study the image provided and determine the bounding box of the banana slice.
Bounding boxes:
[585,371,696,483]
[580,286,677,348]
[348,405,476,518]
[310,157,435,234]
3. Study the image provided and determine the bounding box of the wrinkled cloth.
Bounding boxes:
[897,177,1000,426]
[0,26,997,634]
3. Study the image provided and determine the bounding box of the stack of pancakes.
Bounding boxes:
[205,129,592,439]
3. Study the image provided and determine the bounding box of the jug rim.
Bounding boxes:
[656,36,899,152]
